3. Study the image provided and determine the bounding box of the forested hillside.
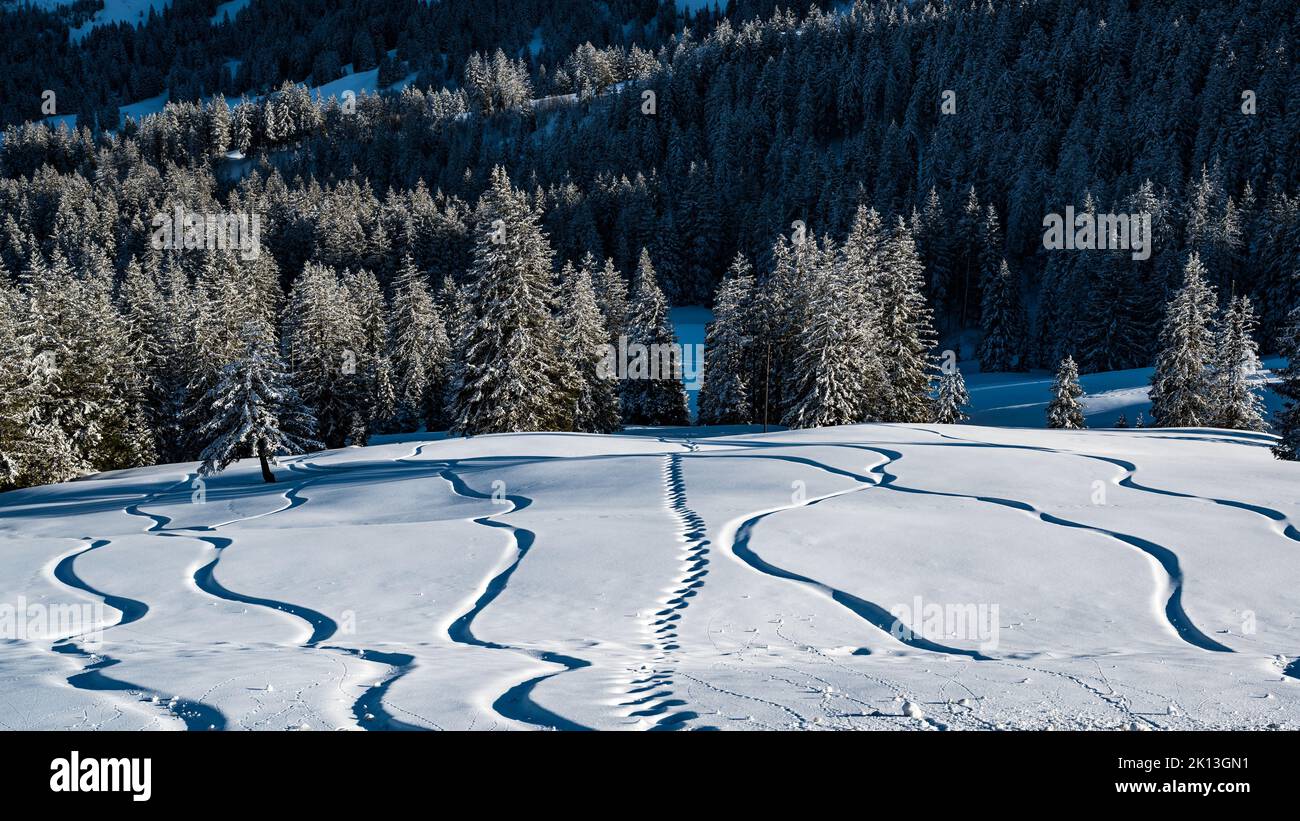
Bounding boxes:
[1,0,1298,491]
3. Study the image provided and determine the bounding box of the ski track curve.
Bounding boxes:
[703,449,990,660]
[709,439,1231,655]
[436,459,593,731]
[40,430,1265,726]
[906,427,1300,544]
[49,476,227,729]
[119,462,421,730]
[910,426,1292,671]
[838,441,1231,654]
[53,538,148,626]
[621,452,714,730]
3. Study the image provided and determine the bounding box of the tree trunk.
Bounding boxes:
[258,447,277,483]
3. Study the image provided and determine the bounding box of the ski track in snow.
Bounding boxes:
[906,426,1300,544]
[115,462,424,730]
[844,441,1233,655]
[710,438,1231,655]
[49,476,227,729]
[434,457,594,731]
[27,429,1296,729]
[901,426,1298,668]
[704,448,991,660]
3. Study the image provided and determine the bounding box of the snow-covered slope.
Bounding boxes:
[963,357,1287,428]
[1,424,1296,730]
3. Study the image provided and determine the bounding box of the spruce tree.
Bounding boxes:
[448,166,575,435]
[876,218,938,423]
[698,253,755,426]
[188,249,274,456]
[560,262,622,433]
[1209,294,1266,431]
[620,248,689,426]
[978,259,1029,372]
[342,267,391,440]
[153,255,201,462]
[591,255,629,341]
[1149,253,1219,427]
[388,255,449,432]
[840,205,889,419]
[755,233,816,423]
[283,262,367,448]
[198,322,320,483]
[0,282,77,489]
[931,366,971,425]
[1047,356,1086,429]
[783,239,863,429]
[1079,254,1148,372]
[19,250,142,479]
[918,187,952,323]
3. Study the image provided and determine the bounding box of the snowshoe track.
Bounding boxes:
[621,453,713,730]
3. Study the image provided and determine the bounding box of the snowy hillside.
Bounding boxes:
[1,424,1296,731]
[963,356,1288,428]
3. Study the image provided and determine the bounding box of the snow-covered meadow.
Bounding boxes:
[1,423,1296,731]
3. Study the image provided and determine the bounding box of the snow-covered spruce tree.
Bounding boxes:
[1046,355,1086,429]
[18,250,144,480]
[197,322,320,483]
[1149,253,1219,427]
[283,262,368,448]
[118,255,167,459]
[783,238,865,429]
[978,204,1004,295]
[187,249,277,457]
[620,248,689,426]
[918,187,952,324]
[978,259,1028,372]
[876,218,939,423]
[342,267,392,441]
[1272,307,1300,461]
[0,282,78,489]
[448,166,576,435]
[931,366,971,425]
[388,255,449,432]
[0,283,27,487]
[840,205,889,420]
[750,232,822,424]
[698,252,755,426]
[438,276,472,420]
[591,254,629,340]
[559,262,622,433]
[1114,413,1129,428]
[152,255,202,462]
[1208,294,1266,431]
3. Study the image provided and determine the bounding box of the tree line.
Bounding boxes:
[5,161,1293,491]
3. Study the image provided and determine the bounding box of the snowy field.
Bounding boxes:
[962,356,1287,428]
[1,423,1297,731]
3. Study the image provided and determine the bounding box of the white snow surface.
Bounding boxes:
[1,424,1297,731]
[962,357,1287,428]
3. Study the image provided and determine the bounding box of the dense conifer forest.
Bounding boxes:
[1,0,1298,490]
